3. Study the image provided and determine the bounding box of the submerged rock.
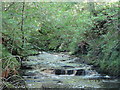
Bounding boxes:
[55,69,66,75]
[75,69,85,76]
[66,70,74,75]
[41,69,55,74]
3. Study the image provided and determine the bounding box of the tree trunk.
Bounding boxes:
[21,2,25,48]
[87,0,97,16]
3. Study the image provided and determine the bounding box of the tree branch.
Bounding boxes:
[4,2,15,11]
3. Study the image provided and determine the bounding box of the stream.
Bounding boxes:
[20,51,120,89]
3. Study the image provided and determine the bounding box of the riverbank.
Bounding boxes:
[73,54,120,78]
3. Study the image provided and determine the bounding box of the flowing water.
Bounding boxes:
[20,51,120,89]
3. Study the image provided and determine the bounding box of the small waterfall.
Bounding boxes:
[85,69,99,76]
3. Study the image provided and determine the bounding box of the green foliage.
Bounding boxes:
[2,45,20,69]
[2,2,120,78]
[85,2,119,76]
[2,75,27,89]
